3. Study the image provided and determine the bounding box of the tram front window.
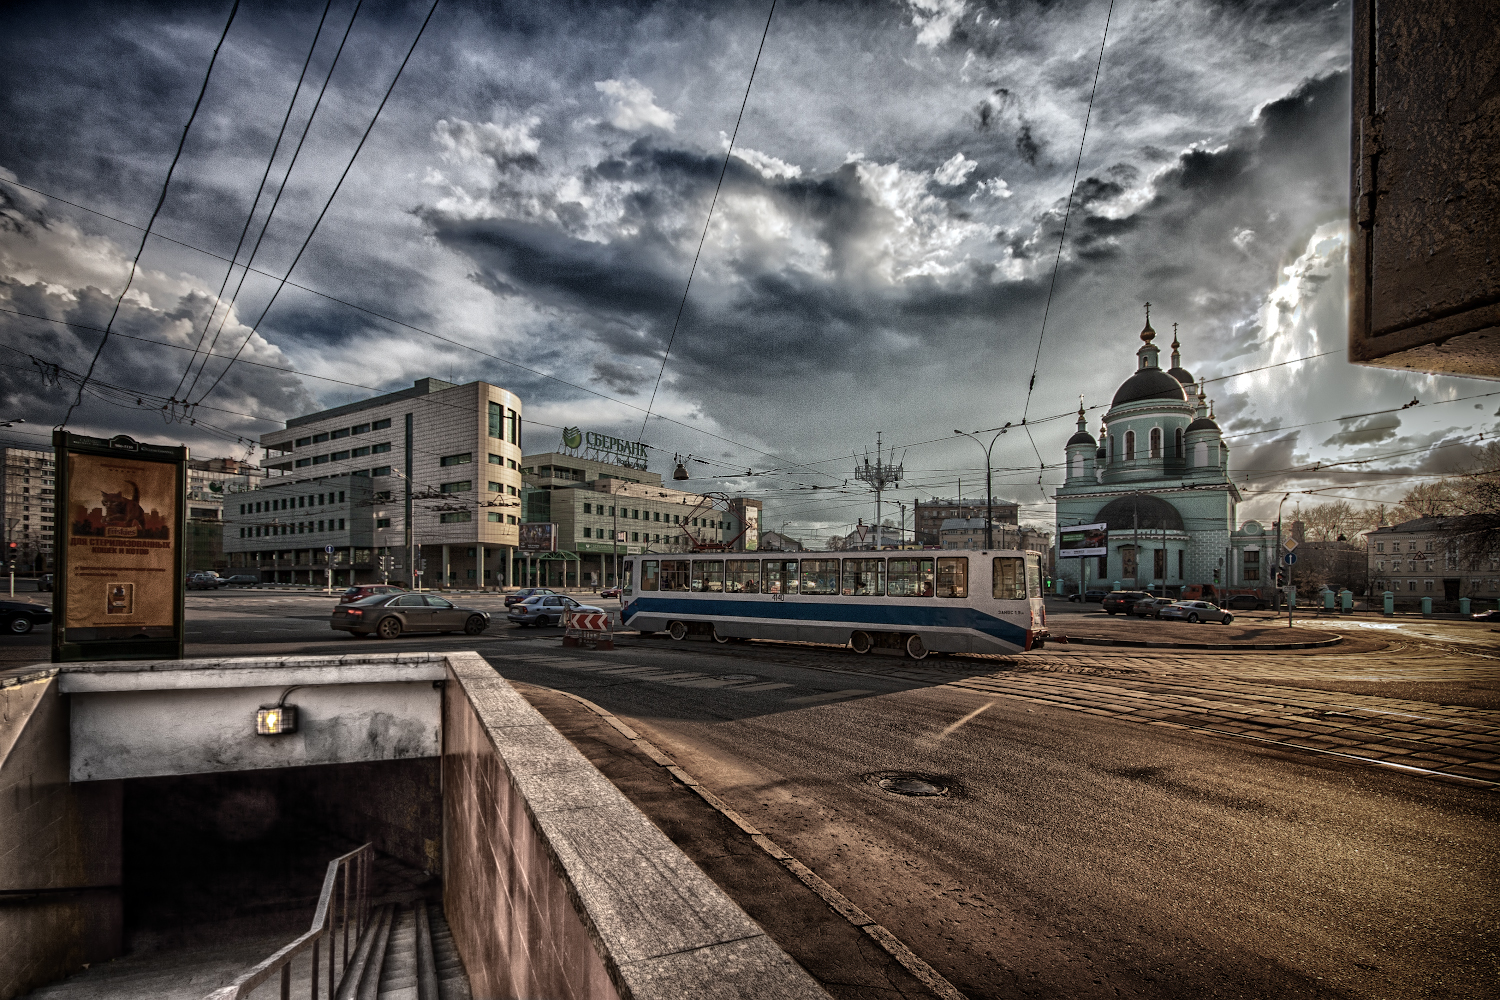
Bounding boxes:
[659,559,690,592]
[725,560,760,593]
[935,557,968,598]
[639,560,657,591]
[888,558,934,597]
[992,557,1025,600]
[1024,554,1042,597]
[763,560,798,595]
[800,559,841,595]
[692,560,724,593]
[624,560,637,595]
[842,559,885,596]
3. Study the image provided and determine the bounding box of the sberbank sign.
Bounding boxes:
[561,426,649,461]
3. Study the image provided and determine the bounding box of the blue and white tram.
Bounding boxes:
[619,549,1048,658]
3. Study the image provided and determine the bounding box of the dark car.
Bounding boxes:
[1226,593,1269,611]
[600,587,623,599]
[331,593,490,639]
[1159,600,1234,624]
[508,595,603,627]
[1472,609,1500,621]
[2,600,53,635]
[38,573,54,593]
[340,584,405,604]
[223,575,260,587]
[1068,589,1107,603]
[1101,591,1151,615]
[188,571,227,590]
[1131,597,1175,619]
[504,587,558,608]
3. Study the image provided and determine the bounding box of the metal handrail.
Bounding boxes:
[205,843,373,1000]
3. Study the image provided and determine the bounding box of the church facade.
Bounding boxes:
[1054,310,1270,595]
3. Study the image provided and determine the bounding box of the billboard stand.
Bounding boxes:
[1057,522,1108,599]
[52,432,187,663]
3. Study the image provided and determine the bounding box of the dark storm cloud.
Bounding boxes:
[1322,414,1401,447]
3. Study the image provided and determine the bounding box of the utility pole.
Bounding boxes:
[854,432,903,550]
[954,427,1008,549]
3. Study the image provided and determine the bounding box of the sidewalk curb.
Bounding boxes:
[1057,634,1343,651]
[552,689,969,1000]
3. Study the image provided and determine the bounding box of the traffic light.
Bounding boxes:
[5,541,15,572]
[1274,570,1286,588]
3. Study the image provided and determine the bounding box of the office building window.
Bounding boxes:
[584,527,592,538]
[372,466,392,477]
[352,446,370,457]
[313,432,329,443]
[584,503,592,514]
[489,453,503,465]
[332,450,350,461]
[372,418,391,430]
[351,423,370,435]
[440,453,472,467]
[488,401,504,439]
[488,512,501,522]
[371,443,391,454]
[439,512,472,523]
[376,518,391,528]
[631,532,639,542]
[295,437,311,447]
[440,481,472,493]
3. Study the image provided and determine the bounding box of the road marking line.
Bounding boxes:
[939,700,996,738]
[785,688,873,705]
[551,688,970,1000]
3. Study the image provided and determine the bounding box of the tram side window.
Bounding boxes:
[725,560,760,593]
[992,557,1025,600]
[800,558,841,596]
[638,560,657,592]
[624,560,637,595]
[887,559,934,597]
[1024,554,1042,598]
[763,560,798,595]
[691,560,724,593]
[842,559,885,596]
[659,559,690,592]
[935,557,968,598]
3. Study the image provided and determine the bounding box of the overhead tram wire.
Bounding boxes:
[56,0,241,431]
[1018,0,1114,473]
[192,0,441,409]
[637,0,778,440]
[182,0,367,404]
[170,0,335,408]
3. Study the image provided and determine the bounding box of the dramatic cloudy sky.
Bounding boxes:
[1,0,1494,537]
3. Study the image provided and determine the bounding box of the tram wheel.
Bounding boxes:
[849,631,872,654]
[905,634,928,660]
[668,621,688,641]
[711,625,730,644]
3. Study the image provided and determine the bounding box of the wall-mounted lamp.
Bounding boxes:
[256,685,302,735]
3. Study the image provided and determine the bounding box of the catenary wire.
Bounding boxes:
[57,0,241,431]
[638,0,778,439]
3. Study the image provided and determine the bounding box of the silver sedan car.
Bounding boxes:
[1158,600,1234,624]
[331,593,490,639]
[507,595,603,627]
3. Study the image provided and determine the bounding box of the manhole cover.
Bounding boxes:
[866,771,951,797]
[719,673,758,682]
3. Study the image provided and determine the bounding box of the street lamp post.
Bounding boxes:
[1275,492,1292,627]
[953,428,1007,549]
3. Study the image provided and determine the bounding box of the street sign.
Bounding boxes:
[1284,552,1298,565]
[324,545,335,553]
[1283,537,1298,551]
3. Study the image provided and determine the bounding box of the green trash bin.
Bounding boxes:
[1459,597,1470,615]
[1340,589,1353,612]
[1383,591,1394,616]
[1421,596,1432,616]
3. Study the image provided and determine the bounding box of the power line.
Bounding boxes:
[58,0,241,431]
[193,0,441,408]
[638,0,778,439]
[1019,0,1113,439]
[171,0,335,404]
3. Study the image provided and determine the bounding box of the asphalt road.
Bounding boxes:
[4,591,1496,998]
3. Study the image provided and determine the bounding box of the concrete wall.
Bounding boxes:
[300,757,442,876]
[61,657,445,781]
[441,652,829,1000]
[1,669,122,1000]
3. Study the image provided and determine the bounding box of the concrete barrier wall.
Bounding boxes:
[0,670,122,1000]
[441,652,829,1000]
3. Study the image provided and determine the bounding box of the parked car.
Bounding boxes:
[508,595,603,627]
[188,571,227,590]
[1472,609,1500,621]
[1226,593,1271,611]
[1068,589,1107,603]
[600,586,623,599]
[2,599,53,635]
[38,573,54,593]
[222,575,260,587]
[340,584,405,604]
[504,587,558,608]
[1158,600,1234,624]
[1131,597,1176,619]
[331,593,490,639]
[1101,591,1151,615]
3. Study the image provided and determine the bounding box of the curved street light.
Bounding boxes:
[953,427,1008,549]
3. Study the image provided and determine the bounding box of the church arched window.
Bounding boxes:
[1150,428,1162,458]
[1174,428,1183,458]
[1071,455,1083,478]
[1194,441,1208,467]
[1125,430,1135,461]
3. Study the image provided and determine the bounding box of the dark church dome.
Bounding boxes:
[1112,368,1188,406]
[1167,365,1195,386]
[1096,493,1185,532]
[1185,416,1220,433]
[1067,430,1097,448]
